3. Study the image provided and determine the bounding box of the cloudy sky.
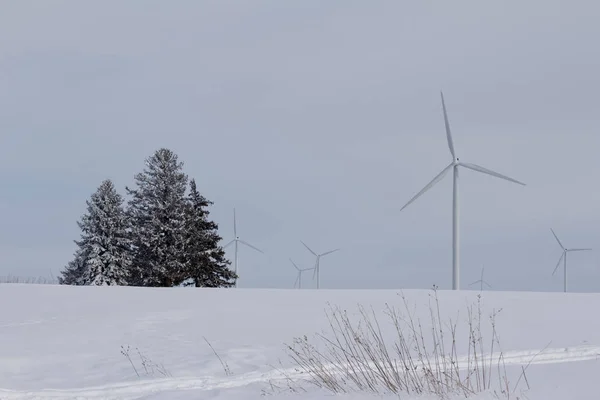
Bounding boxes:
[1,0,599,292]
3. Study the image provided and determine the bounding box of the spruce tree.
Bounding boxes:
[182,179,236,287]
[58,248,88,285]
[126,148,188,287]
[69,179,133,285]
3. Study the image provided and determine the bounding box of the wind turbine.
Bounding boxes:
[469,267,491,291]
[224,208,263,287]
[300,240,339,289]
[399,92,526,290]
[550,228,592,293]
[290,258,313,289]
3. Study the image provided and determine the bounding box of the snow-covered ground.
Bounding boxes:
[0,284,599,399]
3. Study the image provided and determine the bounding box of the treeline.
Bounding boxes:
[59,148,236,288]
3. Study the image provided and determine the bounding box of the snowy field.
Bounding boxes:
[1,285,599,399]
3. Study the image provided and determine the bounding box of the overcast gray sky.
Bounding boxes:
[1,0,599,292]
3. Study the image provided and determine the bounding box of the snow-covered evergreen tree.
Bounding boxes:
[182,179,236,287]
[70,179,133,285]
[126,148,188,287]
[58,248,88,285]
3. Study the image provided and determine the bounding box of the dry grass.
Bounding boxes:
[120,345,172,378]
[0,275,59,284]
[119,338,233,380]
[285,287,531,399]
[203,336,233,376]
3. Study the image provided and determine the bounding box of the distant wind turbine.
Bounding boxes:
[399,92,526,290]
[469,267,491,291]
[300,241,339,289]
[224,208,263,288]
[289,259,313,289]
[550,228,592,293]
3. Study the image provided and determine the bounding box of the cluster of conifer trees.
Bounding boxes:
[59,148,236,287]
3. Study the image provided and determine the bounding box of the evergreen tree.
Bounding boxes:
[70,179,132,285]
[126,148,188,287]
[182,179,236,287]
[58,248,88,285]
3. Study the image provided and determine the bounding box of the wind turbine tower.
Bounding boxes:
[224,208,263,287]
[290,258,313,289]
[550,228,592,293]
[300,240,339,289]
[399,92,526,290]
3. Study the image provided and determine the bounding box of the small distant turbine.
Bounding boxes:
[300,240,339,289]
[224,208,263,287]
[290,259,313,289]
[399,92,526,290]
[469,267,491,291]
[550,228,592,293]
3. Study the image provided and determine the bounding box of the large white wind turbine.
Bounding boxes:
[290,258,313,289]
[300,241,339,289]
[400,92,526,290]
[224,208,263,287]
[550,228,592,293]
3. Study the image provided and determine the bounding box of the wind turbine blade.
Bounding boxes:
[320,249,340,257]
[289,258,300,271]
[550,228,565,250]
[300,240,317,256]
[239,240,264,253]
[224,240,235,249]
[552,252,565,276]
[400,163,453,212]
[568,248,592,251]
[293,274,299,288]
[312,261,318,280]
[233,208,237,238]
[301,267,313,272]
[468,280,480,286]
[483,281,492,288]
[440,91,456,159]
[459,162,526,186]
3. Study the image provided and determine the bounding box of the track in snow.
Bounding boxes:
[1,344,599,400]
